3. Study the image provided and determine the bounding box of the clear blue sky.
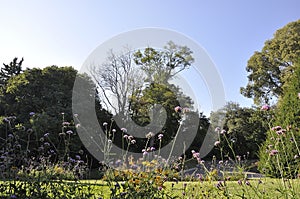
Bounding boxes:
[0,0,299,114]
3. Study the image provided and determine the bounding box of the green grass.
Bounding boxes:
[1,178,300,198]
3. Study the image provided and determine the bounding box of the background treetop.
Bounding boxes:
[241,19,300,105]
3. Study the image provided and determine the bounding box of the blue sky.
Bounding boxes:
[0,0,299,115]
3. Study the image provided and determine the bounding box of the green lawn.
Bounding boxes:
[1,178,300,198]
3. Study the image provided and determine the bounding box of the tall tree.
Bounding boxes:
[0,57,23,86]
[90,48,144,115]
[258,60,300,178]
[0,57,24,115]
[134,41,194,84]
[241,19,300,105]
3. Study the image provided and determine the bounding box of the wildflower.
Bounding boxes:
[214,141,221,146]
[103,122,108,126]
[121,127,127,132]
[158,186,163,191]
[3,118,10,123]
[62,121,70,126]
[261,104,270,111]
[158,134,163,140]
[75,124,80,128]
[128,135,134,140]
[215,127,221,132]
[196,173,203,181]
[220,129,226,134]
[294,155,299,159]
[150,147,155,151]
[112,129,116,133]
[130,140,136,144]
[146,132,155,139]
[192,152,200,159]
[269,149,278,156]
[238,180,242,185]
[143,151,148,156]
[44,133,49,137]
[123,134,128,139]
[272,126,282,131]
[276,129,286,135]
[108,139,112,143]
[29,112,35,116]
[298,93,300,99]
[75,155,81,160]
[66,130,73,135]
[174,106,182,113]
[44,142,50,146]
[74,113,78,117]
[115,183,120,189]
[245,180,250,186]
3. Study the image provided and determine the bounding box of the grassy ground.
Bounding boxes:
[71,178,300,198]
[1,178,300,198]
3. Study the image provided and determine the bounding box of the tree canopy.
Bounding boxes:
[241,19,300,105]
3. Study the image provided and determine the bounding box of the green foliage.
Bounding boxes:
[134,41,194,84]
[258,60,300,178]
[210,102,268,159]
[0,57,23,86]
[241,19,300,104]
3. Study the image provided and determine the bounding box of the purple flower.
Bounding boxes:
[269,149,278,156]
[44,142,50,146]
[192,152,200,159]
[215,127,221,133]
[272,126,282,131]
[214,141,221,146]
[174,106,182,113]
[130,139,136,144]
[66,130,73,135]
[238,180,242,185]
[29,112,35,116]
[276,129,286,135]
[121,128,127,132]
[261,104,270,111]
[158,134,163,140]
[44,133,49,137]
[62,122,70,126]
